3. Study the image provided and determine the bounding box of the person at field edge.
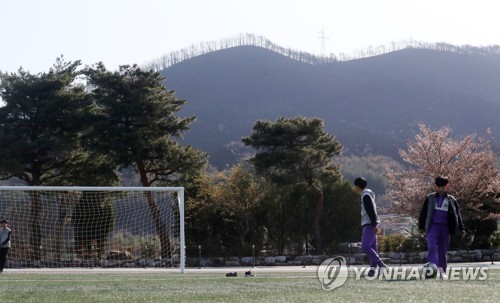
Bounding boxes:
[0,219,11,273]
[418,177,466,278]
[354,177,386,277]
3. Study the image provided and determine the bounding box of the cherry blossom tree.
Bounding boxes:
[385,124,500,220]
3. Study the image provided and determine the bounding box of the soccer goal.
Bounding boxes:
[0,186,185,273]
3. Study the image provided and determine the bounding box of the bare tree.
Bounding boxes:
[143,33,337,71]
[143,33,500,72]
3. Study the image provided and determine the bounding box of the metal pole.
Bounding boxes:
[302,244,306,268]
[399,244,403,266]
[252,244,256,268]
[198,245,202,269]
[91,245,95,268]
[491,242,495,265]
[348,244,351,267]
[40,245,43,268]
[178,189,185,273]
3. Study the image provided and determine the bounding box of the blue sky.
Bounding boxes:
[1,0,499,73]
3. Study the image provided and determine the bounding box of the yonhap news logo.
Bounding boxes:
[348,266,489,281]
[317,257,349,290]
[317,258,489,291]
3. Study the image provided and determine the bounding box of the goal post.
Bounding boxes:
[0,186,185,273]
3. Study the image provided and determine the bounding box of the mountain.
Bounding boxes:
[161,45,500,169]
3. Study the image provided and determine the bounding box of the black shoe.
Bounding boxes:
[362,269,375,277]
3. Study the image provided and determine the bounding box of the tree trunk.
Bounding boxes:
[29,192,42,261]
[137,162,171,260]
[309,183,323,254]
[279,199,286,255]
[55,199,66,262]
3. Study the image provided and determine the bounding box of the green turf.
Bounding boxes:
[0,269,498,303]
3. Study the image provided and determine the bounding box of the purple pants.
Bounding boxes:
[361,225,384,268]
[426,223,450,272]
[0,247,9,271]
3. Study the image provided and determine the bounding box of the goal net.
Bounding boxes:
[0,186,185,272]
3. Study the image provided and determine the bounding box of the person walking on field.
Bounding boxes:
[418,176,466,279]
[354,177,386,277]
[0,219,11,274]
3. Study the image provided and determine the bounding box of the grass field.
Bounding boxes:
[0,267,499,303]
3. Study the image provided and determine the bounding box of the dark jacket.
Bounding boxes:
[418,192,465,236]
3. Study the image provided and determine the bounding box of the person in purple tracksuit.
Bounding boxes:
[418,177,466,278]
[354,177,387,277]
